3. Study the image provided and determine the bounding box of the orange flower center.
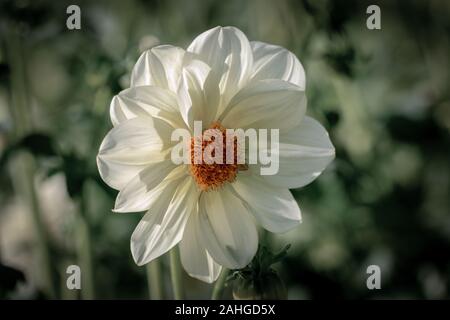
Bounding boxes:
[190,122,247,191]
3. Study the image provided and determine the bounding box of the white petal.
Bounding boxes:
[251,41,305,89]
[197,186,258,269]
[187,26,253,113]
[259,116,335,188]
[180,211,222,283]
[97,117,173,190]
[131,176,199,266]
[113,160,178,213]
[110,85,185,128]
[231,175,301,233]
[220,79,306,131]
[177,59,220,129]
[130,45,185,92]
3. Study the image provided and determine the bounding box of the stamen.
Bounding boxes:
[190,122,247,191]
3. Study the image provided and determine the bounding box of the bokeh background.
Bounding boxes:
[0,0,449,299]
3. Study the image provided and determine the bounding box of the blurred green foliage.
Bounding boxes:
[0,0,449,299]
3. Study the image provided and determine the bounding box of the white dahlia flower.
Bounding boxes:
[97,26,335,283]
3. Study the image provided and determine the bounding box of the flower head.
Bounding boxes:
[97,26,335,283]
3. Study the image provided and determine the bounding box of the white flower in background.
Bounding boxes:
[97,26,335,283]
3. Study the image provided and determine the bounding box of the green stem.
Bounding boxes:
[260,228,270,247]
[169,248,184,300]
[5,25,31,137]
[76,195,95,299]
[212,268,229,300]
[5,23,56,299]
[146,259,164,300]
[14,155,57,298]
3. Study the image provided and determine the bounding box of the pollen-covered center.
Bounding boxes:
[190,122,246,191]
